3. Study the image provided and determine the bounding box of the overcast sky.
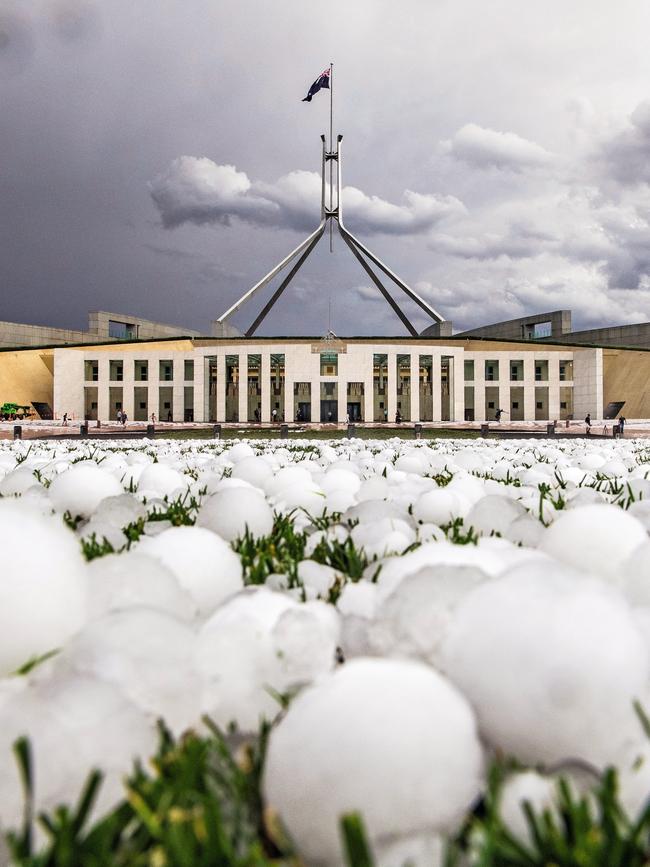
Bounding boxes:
[2,0,650,336]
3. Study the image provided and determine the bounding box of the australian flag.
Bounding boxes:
[302,67,330,102]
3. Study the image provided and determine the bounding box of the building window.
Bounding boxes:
[535,360,549,382]
[488,401,495,409]
[559,360,573,381]
[84,360,98,382]
[109,360,123,382]
[560,401,567,409]
[536,401,543,409]
[184,360,194,382]
[108,320,137,340]
[485,360,499,381]
[523,321,552,340]
[512,401,519,409]
[464,360,474,381]
[320,352,338,376]
[134,360,148,381]
[510,360,523,381]
[159,360,173,381]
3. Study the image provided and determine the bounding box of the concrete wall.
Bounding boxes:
[452,310,572,341]
[549,322,650,350]
[603,349,650,417]
[0,311,203,350]
[88,311,203,340]
[0,320,87,349]
[0,349,54,410]
[572,348,603,420]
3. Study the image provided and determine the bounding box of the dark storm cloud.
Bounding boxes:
[595,102,650,187]
[3,0,650,337]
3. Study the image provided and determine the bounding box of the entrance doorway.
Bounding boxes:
[320,400,338,422]
[347,402,362,421]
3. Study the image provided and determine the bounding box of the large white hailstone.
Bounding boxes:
[94,493,147,528]
[197,487,273,541]
[264,465,314,497]
[564,488,607,509]
[351,517,416,559]
[0,465,42,496]
[138,525,243,616]
[367,565,487,668]
[375,833,444,867]
[320,467,361,495]
[78,516,128,551]
[0,502,87,675]
[296,560,339,598]
[53,608,201,734]
[263,658,484,866]
[337,581,379,620]
[442,571,648,768]
[503,515,545,547]
[271,601,341,686]
[413,488,463,526]
[226,442,255,462]
[628,500,650,532]
[86,551,195,620]
[450,450,485,472]
[137,463,189,499]
[357,477,390,501]
[499,771,558,845]
[0,672,155,830]
[465,494,528,537]
[540,504,647,579]
[344,499,409,526]
[48,462,123,518]
[394,452,429,474]
[230,455,273,488]
[196,587,338,732]
[577,452,607,471]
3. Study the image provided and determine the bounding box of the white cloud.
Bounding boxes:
[150,157,465,236]
[442,123,554,171]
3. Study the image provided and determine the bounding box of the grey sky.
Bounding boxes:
[2,0,650,336]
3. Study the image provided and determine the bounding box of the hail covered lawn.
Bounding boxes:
[2,435,650,865]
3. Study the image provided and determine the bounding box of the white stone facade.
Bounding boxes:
[52,339,594,424]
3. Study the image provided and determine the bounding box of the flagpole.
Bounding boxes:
[329,62,333,253]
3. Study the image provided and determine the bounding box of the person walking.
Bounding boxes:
[619,416,626,436]
[151,412,156,424]
[62,412,68,427]
[116,409,122,424]
[585,413,591,433]
[271,408,278,423]
[495,408,504,422]
[122,411,128,426]
[395,409,402,424]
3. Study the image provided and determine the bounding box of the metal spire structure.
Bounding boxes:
[215,135,446,337]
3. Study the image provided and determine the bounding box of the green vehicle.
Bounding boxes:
[1,402,32,420]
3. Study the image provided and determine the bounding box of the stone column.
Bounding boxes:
[523,356,536,420]
[238,353,248,423]
[122,355,135,421]
[216,353,226,423]
[261,354,271,423]
[97,356,110,422]
[194,352,205,423]
[548,355,560,421]
[387,352,397,422]
[410,353,420,422]
[432,353,442,421]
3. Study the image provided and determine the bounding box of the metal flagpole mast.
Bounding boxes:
[329,62,333,253]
